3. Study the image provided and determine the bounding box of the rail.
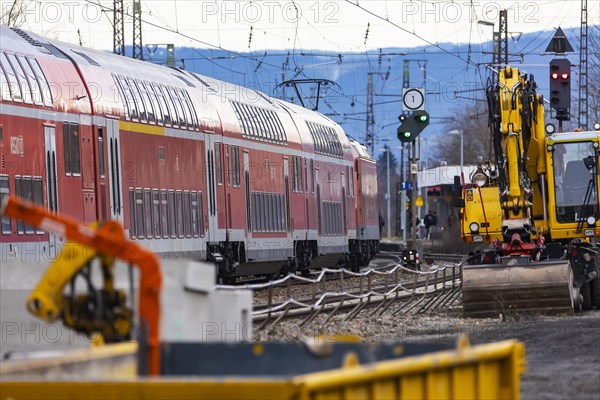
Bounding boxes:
[218,261,462,331]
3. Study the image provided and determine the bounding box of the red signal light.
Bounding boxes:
[561,73,569,79]
[551,73,559,80]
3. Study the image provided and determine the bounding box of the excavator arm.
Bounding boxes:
[0,196,162,375]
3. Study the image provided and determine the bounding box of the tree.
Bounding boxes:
[1,1,27,28]
[432,101,492,167]
[376,145,401,236]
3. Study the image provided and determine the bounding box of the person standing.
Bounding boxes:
[424,211,434,240]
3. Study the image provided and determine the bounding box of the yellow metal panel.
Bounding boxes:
[1,340,525,400]
[372,380,397,399]
[344,384,371,400]
[0,381,296,400]
[477,361,500,400]
[426,370,450,400]
[311,390,342,400]
[119,121,165,136]
[399,374,424,399]
[451,366,476,399]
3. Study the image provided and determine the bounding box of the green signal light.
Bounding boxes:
[417,115,428,122]
[402,131,412,138]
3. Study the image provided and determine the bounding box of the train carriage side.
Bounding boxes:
[43,36,223,262]
[349,140,380,268]
[190,75,306,280]
[278,101,356,270]
[0,27,96,268]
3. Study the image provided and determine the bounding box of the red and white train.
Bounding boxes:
[0,26,380,282]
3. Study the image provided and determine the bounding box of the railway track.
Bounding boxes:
[218,253,463,330]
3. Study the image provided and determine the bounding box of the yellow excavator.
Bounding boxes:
[454,66,600,318]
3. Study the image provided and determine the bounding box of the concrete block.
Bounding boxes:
[184,260,216,293]
[207,290,253,342]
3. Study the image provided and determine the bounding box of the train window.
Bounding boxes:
[251,193,256,232]
[146,83,163,125]
[310,159,315,193]
[0,67,10,101]
[0,175,10,234]
[198,192,205,237]
[299,158,303,192]
[70,124,81,175]
[224,145,230,186]
[157,84,175,127]
[33,178,44,234]
[119,77,138,122]
[160,190,168,239]
[135,189,144,239]
[144,189,152,239]
[152,189,160,238]
[191,192,199,237]
[168,191,176,238]
[98,128,105,178]
[178,89,194,130]
[168,87,186,129]
[14,176,22,234]
[232,102,250,137]
[20,177,32,234]
[261,193,267,232]
[129,189,136,238]
[215,144,223,185]
[1,53,21,102]
[183,90,199,130]
[62,124,71,175]
[231,146,240,187]
[29,58,53,107]
[176,191,184,238]
[241,104,258,139]
[270,194,276,232]
[261,108,276,141]
[346,166,350,198]
[350,166,355,197]
[184,191,191,238]
[112,76,130,120]
[164,87,181,129]
[17,55,42,106]
[304,159,308,193]
[129,79,147,123]
[177,90,191,129]
[6,53,32,104]
[137,80,156,124]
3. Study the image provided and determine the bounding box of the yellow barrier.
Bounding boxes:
[0,338,525,400]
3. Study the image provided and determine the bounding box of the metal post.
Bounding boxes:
[460,130,464,178]
[387,147,391,239]
[410,142,417,249]
[401,145,406,243]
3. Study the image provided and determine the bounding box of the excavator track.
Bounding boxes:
[462,260,574,318]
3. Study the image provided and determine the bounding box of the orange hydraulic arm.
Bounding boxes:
[0,196,162,376]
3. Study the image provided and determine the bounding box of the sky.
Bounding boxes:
[4,0,598,53]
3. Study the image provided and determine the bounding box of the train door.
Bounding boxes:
[315,168,321,234]
[204,134,221,241]
[244,151,251,235]
[106,118,123,222]
[341,171,347,234]
[284,158,290,232]
[43,125,58,257]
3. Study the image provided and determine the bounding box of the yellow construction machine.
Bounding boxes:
[453,66,600,317]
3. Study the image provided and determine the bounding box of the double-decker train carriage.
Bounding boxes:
[0,26,380,284]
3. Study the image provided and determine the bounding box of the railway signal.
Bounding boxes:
[549,58,571,121]
[397,110,430,143]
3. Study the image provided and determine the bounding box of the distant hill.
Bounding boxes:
[136,25,592,155]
